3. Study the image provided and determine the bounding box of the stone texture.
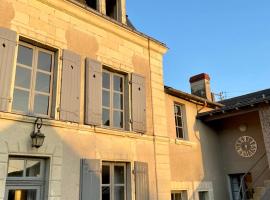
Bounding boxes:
[259,107,270,166]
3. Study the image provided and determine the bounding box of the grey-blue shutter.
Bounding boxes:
[131,74,146,133]
[60,49,81,122]
[85,58,102,126]
[80,159,101,200]
[134,161,149,200]
[0,28,17,111]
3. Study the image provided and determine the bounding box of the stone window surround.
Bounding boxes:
[171,181,214,200]
[0,140,63,200]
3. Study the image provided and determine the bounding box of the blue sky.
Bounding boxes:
[126,0,270,99]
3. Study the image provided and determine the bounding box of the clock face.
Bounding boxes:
[235,136,257,158]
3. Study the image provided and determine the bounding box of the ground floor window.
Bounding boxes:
[4,157,48,200]
[171,190,188,200]
[102,162,126,200]
[198,191,209,200]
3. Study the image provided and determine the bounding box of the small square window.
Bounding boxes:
[171,190,188,200]
[174,103,185,139]
[199,191,209,200]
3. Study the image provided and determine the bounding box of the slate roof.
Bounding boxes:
[198,88,270,120]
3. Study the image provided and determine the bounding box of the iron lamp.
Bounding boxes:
[31,118,45,148]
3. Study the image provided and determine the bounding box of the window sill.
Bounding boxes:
[170,138,197,147]
[0,111,153,141]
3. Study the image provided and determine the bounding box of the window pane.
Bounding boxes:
[12,89,29,113]
[15,66,31,89]
[103,72,110,89]
[174,105,182,116]
[26,160,41,177]
[34,94,49,115]
[7,189,37,200]
[102,165,110,184]
[113,93,123,110]
[176,116,182,127]
[176,127,184,139]
[113,111,123,128]
[17,45,33,67]
[102,90,110,107]
[38,51,52,72]
[114,166,124,184]
[102,186,110,200]
[113,75,123,92]
[102,108,110,126]
[35,72,51,93]
[8,159,24,177]
[114,186,124,200]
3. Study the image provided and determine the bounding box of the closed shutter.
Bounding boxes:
[85,57,102,126]
[134,161,149,200]
[80,159,101,200]
[60,49,81,122]
[0,28,17,111]
[131,73,146,133]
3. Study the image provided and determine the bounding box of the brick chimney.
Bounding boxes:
[189,73,212,101]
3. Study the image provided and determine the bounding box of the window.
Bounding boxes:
[174,103,185,139]
[106,0,119,21]
[102,162,126,200]
[198,191,209,200]
[85,0,98,10]
[171,191,188,200]
[12,42,54,117]
[229,173,250,200]
[5,157,48,200]
[102,70,125,129]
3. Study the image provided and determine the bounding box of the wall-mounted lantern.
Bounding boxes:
[31,118,45,148]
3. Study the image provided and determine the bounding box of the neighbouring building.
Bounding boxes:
[0,1,270,200]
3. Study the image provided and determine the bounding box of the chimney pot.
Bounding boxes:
[189,73,212,101]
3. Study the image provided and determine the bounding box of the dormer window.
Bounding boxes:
[85,0,98,10]
[106,0,120,21]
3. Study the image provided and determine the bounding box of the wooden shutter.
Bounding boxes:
[60,49,81,122]
[131,73,146,133]
[134,161,149,200]
[80,159,101,200]
[0,28,17,111]
[85,57,102,126]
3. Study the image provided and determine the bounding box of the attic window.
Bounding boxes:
[106,0,119,20]
[85,0,98,10]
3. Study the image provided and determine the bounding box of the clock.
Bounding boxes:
[235,136,257,158]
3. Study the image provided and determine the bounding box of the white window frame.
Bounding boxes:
[174,103,185,139]
[102,69,125,130]
[101,162,127,200]
[12,41,55,118]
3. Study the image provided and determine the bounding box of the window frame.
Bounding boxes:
[5,157,48,200]
[101,162,127,200]
[105,0,121,21]
[171,190,188,200]
[174,103,186,140]
[12,41,55,118]
[102,69,125,130]
[198,191,209,200]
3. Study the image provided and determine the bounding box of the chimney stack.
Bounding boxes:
[189,73,212,101]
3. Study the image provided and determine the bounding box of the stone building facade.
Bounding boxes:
[0,0,270,200]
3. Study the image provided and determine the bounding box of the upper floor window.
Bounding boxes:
[199,191,209,200]
[102,70,125,129]
[174,103,185,139]
[106,0,120,21]
[12,42,54,117]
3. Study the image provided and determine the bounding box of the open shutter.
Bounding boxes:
[60,49,81,122]
[131,73,146,133]
[0,28,17,111]
[134,161,149,200]
[80,159,101,200]
[85,57,102,126]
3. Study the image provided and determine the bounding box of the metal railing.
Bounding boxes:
[237,152,268,200]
